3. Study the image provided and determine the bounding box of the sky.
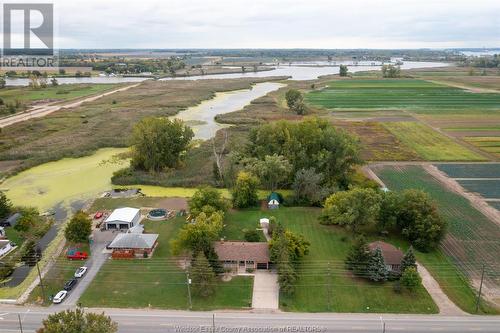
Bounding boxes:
[4,0,500,49]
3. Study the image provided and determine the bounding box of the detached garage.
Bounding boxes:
[104,207,141,230]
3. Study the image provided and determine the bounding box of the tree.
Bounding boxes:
[232,171,259,208]
[277,251,297,294]
[377,191,400,231]
[285,89,306,114]
[397,190,447,251]
[188,186,228,217]
[50,77,58,86]
[292,168,332,206]
[400,267,421,292]
[244,229,261,242]
[170,211,223,256]
[400,247,417,273]
[345,235,371,277]
[339,64,348,77]
[37,308,117,333]
[14,207,40,233]
[64,211,92,243]
[0,191,12,219]
[242,154,292,190]
[246,118,361,188]
[381,65,401,78]
[131,117,194,172]
[0,77,5,89]
[190,252,216,297]
[321,187,381,233]
[368,247,388,282]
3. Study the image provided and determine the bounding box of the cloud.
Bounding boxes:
[43,0,500,48]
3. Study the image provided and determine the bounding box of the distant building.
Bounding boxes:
[0,240,13,257]
[104,207,141,230]
[214,241,270,272]
[368,241,404,273]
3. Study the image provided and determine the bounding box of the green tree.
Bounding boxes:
[345,235,371,277]
[14,207,40,233]
[170,211,223,256]
[321,187,381,233]
[377,191,400,231]
[285,89,302,109]
[37,308,117,333]
[243,154,292,190]
[397,190,447,251]
[339,64,348,77]
[244,229,261,242]
[400,246,417,273]
[0,77,6,89]
[277,251,297,295]
[368,247,388,282]
[0,191,12,219]
[400,267,422,292]
[50,77,58,87]
[131,117,194,172]
[232,171,259,208]
[292,168,332,206]
[381,65,401,78]
[64,210,92,243]
[190,252,217,297]
[188,186,228,217]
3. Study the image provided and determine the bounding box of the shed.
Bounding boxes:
[368,241,404,273]
[214,241,270,272]
[104,207,141,230]
[267,192,281,209]
[108,232,158,257]
[0,240,13,257]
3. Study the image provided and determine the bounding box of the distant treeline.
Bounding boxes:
[460,54,500,68]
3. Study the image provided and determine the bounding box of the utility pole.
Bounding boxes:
[475,264,486,313]
[380,316,385,333]
[186,271,192,310]
[36,260,46,302]
[212,313,216,333]
[18,314,24,333]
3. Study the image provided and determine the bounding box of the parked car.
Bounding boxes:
[74,266,88,278]
[94,211,103,219]
[66,249,88,260]
[52,290,68,304]
[64,278,78,291]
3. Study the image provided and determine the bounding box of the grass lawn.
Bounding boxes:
[79,217,253,310]
[225,207,438,313]
[382,122,484,161]
[374,165,500,314]
[305,79,500,114]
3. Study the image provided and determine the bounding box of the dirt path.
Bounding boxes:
[417,263,467,315]
[0,83,141,128]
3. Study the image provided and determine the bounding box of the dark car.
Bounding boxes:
[63,278,78,291]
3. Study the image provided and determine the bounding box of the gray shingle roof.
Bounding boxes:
[109,233,158,249]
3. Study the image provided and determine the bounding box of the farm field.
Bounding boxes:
[381,122,484,161]
[225,208,438,313]
[305,79,500,114]
[456,180,500,199]
[463,137,500,158]
[79,217,254,310]
[374,165,500,313]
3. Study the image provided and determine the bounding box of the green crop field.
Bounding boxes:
[305,79,500,114]
[457,180,500,199]
[464,137,500,158]
[375,165,500,313]
[225,208,438,313]
[381,122,484,161]
[436,163,500,178]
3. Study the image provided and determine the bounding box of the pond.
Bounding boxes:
[171,82,285,139]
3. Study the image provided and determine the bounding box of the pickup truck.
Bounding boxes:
[66,249,88,260]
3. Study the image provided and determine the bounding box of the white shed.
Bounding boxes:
[0,240,12,257]
[104,207,141,230]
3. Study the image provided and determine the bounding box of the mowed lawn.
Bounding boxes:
[375,165,500,314]
[305,79,500,113]
[382,122,484,161]
[79,216,253,310]
[225,208,438,313]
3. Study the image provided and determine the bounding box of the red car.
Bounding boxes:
[67,249,88,260]
[94,211,103,219]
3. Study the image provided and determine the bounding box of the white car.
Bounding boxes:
[74,266,88,278]
[52,290,68,304]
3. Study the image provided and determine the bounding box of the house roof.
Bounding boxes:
[6,213,21,226]
[0,240,10,248]
[268,192,280,202]
[368,241,403,266]
[214,241,269,263]
[109,233,158,249]
[105,207,140,223]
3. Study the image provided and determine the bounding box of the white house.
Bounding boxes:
[0,240,13,257]
[104,207,141,230]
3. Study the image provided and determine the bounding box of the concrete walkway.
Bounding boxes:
[417,263,466,315]
[251,271,279,310]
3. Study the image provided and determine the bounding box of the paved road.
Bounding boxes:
[0,306,499,333]
[0,83,140,128]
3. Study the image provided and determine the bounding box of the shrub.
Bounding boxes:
[244,229,261,242]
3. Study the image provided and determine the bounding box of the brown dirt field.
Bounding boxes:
[427,76,500,92]
[144,197,188,211]
[333,121,421,161]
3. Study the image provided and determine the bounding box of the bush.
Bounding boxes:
[244,229,261,242]
[246,268,255,273]
[400,267,422,292]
